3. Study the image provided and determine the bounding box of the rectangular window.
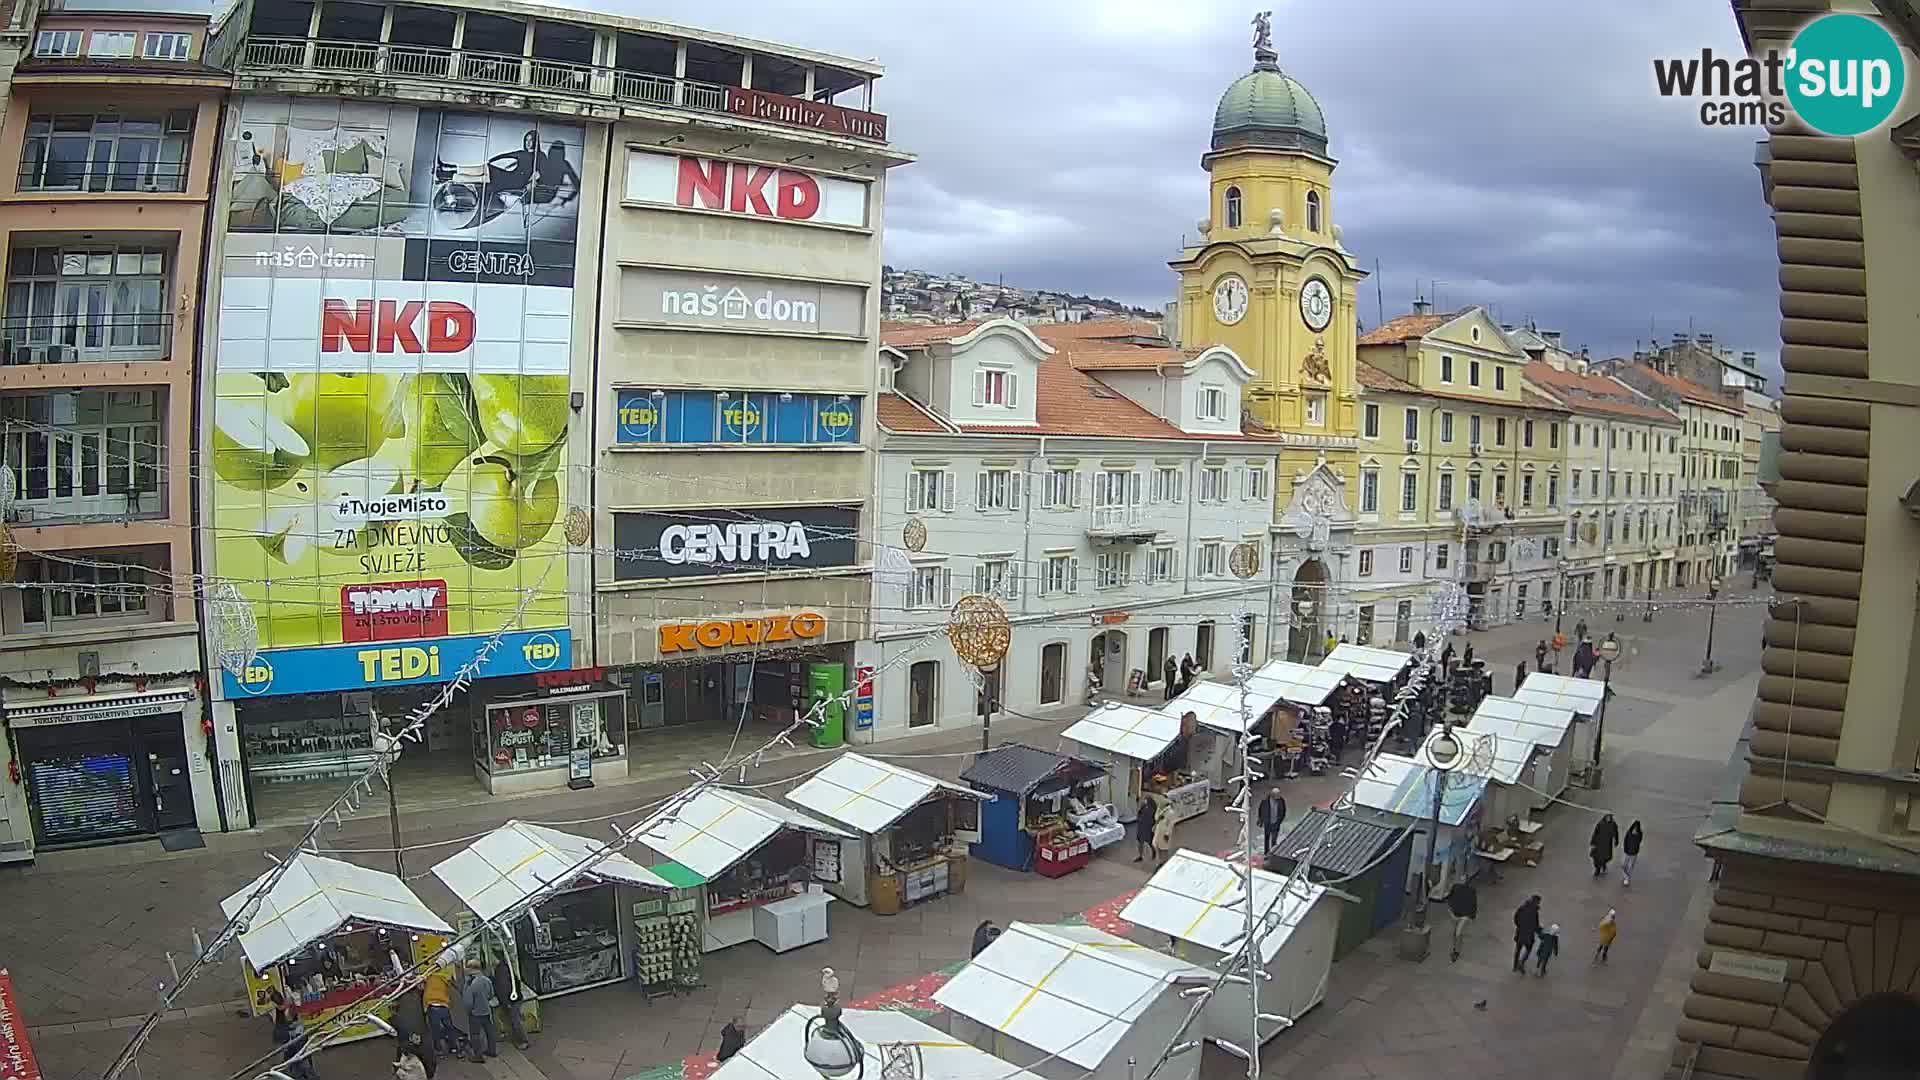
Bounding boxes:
[1607,472,1617,497]
[1304,393,1326,425]
[1044,468,1079,508]
[142,32,193,60]
[1096,550,1132,588]
[1544,538,1560,558]
[974,367,1016,407]
[1591,472,1600,497]
[1360,469,1379,513]
[1440,355,1454,382]
[1495,417,1508,446]
[1,390,162,517]
[1438,471,1454,510]
[1549,422,1560,449]
[975,468,1021,511]
[1363,403,1380,439]
[909,565,952,609]
[87,30,136,58]
[1400,471,1417,513]
[1468,471,1482,500]
[1403,408,1419,442]
[1148,545,1177,584]
[1041,555,1078,595]
[1548,474,1560,506]
[19,111,193,194]
[5,244,175,362]
[1523,419,1535,448]
[1243,465,1269,501]
[1398,547,1414,573]
[1199,466,1229,502]
[18,555,150,625]
[1358,549,1374,576]
[1571,468,1582,494]
[1522,473,1534,506]
[1495,366,1507,391]
[1435,544,1450,570]
[1572,424,1582,447]
[1356,604,1375,645]
[1494,473,1508,503]
[1195,542,1224,578]
[1469,415,1482,445]
[1198,385,1225,420]
[905,468,951,513]
[1150,466,1182,504]
[1625,474,1633,497]
[974,559,1019,600]
[34,30,82,57]
[1469,359,1481,386]
[1610,428,1618,449]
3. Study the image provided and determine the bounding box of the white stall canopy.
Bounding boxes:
[785,753,985,836]
[1245,659,1345,708]
[220,852,452,972]
[712,1004,1047,1080]
[1468,696,1578,754]
[430,820,672,922]
[1120,848,1329,964]
[1437,727,1535,787]
[1170,660,1341,735]
[633,788,853,881]
[1062,703,1183,759]
[1318,643,1413,684]
[1513,673,1606,716]
[1350,754,1488,827]
[934,922,1209,1072]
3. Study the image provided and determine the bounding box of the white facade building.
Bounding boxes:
[859,319,1284,741]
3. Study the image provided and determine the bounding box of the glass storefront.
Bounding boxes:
[478,690,626,780]
[623,648,850,734]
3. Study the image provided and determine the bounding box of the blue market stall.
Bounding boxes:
[960,743,1108,874]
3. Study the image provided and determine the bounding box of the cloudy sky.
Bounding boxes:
[613,0,1781,376]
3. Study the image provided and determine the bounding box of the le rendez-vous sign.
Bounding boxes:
[723,86,888,143]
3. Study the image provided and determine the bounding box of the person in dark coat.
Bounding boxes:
[392,989,437,1078]
[1621,820,1644,886]
[1179,654,1197,694]
[1328,716,1348,761]
[1535,640,1549,671]
[1134,796,1159,863]
[1512,895,1542,973]
[1445,880,1478,962]
[1162,656,1179,701]
[493,956,529,1051]
[1590,813,1620,877]
[267,990,320,1080]
[717,1018,746,1062]
[1257,789,1287,853]
[1514,659,1528,694]
[1462,642,1475,669]
[971,920,1000,958]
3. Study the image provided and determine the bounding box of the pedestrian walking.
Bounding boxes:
[1179,653,1197,694]
[1162,656,1179,701]
[1328,716,1348,761]
[1151,793,1175,861]
[1590,813,1620,877]
[1621,820,1643,886]
[493,955,530,1051]
[1445,880,1477,962]
[461,957,499,1063]
[971,920,1000,957]
[1512,895,1542,973]
[1463,642,1475,669]
[1575,618,1589,644]
[1324,630,1337,657]
[717,1018,747,1062]
[268,990,321,1080]
[1594,910,1618,964]
[1535,923,1561,975]
[1535,640,1549,671]
[423,965,461,1059]
[1134,795,1159,863]
[1257,788,1287,853]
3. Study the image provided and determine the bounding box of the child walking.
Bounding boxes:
[1594,910,1618,964]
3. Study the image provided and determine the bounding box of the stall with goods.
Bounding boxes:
[1170,660,1341,789]
[1059,704,1193,830]
[783,753,985,913]
[959,743,1108,876]
[1349,753,1489,901]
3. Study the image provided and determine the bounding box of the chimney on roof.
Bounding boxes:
[1673,332,1689,347]
[1577,346,1590,373]
[1742,350,1757,364]
[1412,296,1432,316]
[1699,332,1714,349]
[1543,330,1563,348]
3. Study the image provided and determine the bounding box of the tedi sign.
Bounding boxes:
[624,151,869,228]
[613,505,859,580]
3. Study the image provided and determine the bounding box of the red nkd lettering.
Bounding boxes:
[321,299,475,354]
[728,163,776,216]
[777,170,821,220]
[675,156,727,210]
[670,155,823,222]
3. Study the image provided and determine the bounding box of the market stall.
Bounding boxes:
[1317,643,1413,684]
[1267,810,1411,958]
[1120,848,1343,1046]
[1464,695,1579,810]
[632,788,852,954]
[935,921,1209,1080]
[1349,753,1488,901]
[960,743,1109,875]
[783,753,986,913]
[1060,704,1195,825]
[1511,673,1606,767]
[1170,660,1342,790]
[222,853,453,1046]
[431,820,674,1002]
[711,1004,1046,1080]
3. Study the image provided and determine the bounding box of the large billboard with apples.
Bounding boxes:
[211,97,579,698]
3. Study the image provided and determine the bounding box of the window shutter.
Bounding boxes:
[1072,471,1082,508]
[975,471,988,509]
[1009,471,1022,510]
[1172,548,1181,583]
[1005,372,1019,408]
[941,471,955,511]
[1006,562,1020,599]
[972,369,987,407]
[973,564,987,594]
[906,471,920,512]
[1129,471,1142,506]
[1069,557,1080,593]
[941,566,952,606]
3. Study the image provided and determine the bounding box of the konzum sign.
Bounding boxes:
[658,611,828,654]
[625,151,869,228]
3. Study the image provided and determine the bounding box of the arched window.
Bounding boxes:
[1224,186,1243,228]
[1306,190,1322,232]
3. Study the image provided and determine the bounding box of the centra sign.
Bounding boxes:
[660,521,813,567]
[658,611,827,654]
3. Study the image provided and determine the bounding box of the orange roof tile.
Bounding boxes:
[1523,361,1680,424]
[875,391,953,434]
[1627,364,1743,413]
[1356,362,1417,393]
[1049,339,1196,372]
[881,320,989,347]
[1357,310,1463,346]
[1028,317,1163,344]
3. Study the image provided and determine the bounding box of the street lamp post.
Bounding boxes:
[1699,577,1724,676]
[1402,723,1462,961]
[1590,637,1621,788]
[1553,559,1567,637]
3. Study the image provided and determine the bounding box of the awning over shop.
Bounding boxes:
[1120,848,1331,963]
[220,853,451,972]
[1349,754,1487,826]
[711,1004,1046,1080]
[784,753,985,835]
[1317,643,1413,684]
[1061,703,1183,760]
[1512,673,1606,716]
[632,788,853,882]
[933,922,1208,1071]
[430,820,672,922]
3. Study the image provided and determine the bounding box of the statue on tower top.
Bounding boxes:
[1251,10,1276,61]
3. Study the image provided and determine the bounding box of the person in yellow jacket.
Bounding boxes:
[422,968,461,1057]
[1594,909,1618,964]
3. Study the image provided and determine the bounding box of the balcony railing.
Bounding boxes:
[0,313,173,365]
[1090,505,1144,532]
[17,162,189,195]
[235,36,887,143]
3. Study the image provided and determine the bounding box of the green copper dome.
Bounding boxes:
[1212,60,1328,156]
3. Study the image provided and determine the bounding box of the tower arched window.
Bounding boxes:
[1224,186,1243,229]
[1306,190,1322,233]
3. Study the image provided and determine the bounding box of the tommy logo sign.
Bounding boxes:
[321,299,476,353]
[341,580,450,643]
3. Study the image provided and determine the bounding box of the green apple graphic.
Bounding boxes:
[401,373,486,487]
[211,400,311,490]
[471,374,569,458]
[270,373,404,472]
[441,442,562,570]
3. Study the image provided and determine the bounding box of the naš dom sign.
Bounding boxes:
[657,611,828,654]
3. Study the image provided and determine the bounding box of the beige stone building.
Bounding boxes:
[1671,4,1920,1077]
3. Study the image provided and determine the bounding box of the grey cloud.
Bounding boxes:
[609,0,1783,379]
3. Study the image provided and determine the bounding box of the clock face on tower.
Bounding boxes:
[1300,276,1333,332]
[1212,274,1249,326]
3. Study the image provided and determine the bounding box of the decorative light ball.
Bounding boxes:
[563,506,591,547]
[901,518,927,553]
[1228,542,1261,580]
[205,580,260,677]
[946,594,1011,670]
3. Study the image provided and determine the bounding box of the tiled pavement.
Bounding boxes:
[10,592,1763,1079]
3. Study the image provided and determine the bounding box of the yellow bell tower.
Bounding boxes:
[1170,19,1368,447]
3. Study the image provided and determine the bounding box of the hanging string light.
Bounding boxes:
[205,579,260,677]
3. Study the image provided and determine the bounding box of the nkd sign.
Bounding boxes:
[619,267,866,338]
[624,151,869,228]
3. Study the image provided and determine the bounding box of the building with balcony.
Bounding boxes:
[0,3,226,856]
[1736,380,1780,566]
[1609,357,1745,587]
[1517,337,1682,611]
[194,0,906,826]
[1355,304,1570,630]
[863,318,1281,739]
[1668,6,1920,1078]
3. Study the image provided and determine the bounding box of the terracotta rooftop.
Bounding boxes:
[1357,309,1464,346]
[1356,362,1417,393]
[881,320,989,347]
[1623,363,1744,413]
[875,391,954,434]
[1028,317,1164,343]
[1523,361,1680,424]
[1050,340,1196,372]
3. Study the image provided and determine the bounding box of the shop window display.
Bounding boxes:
[480,693,625,774]
[515,885,623,997]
